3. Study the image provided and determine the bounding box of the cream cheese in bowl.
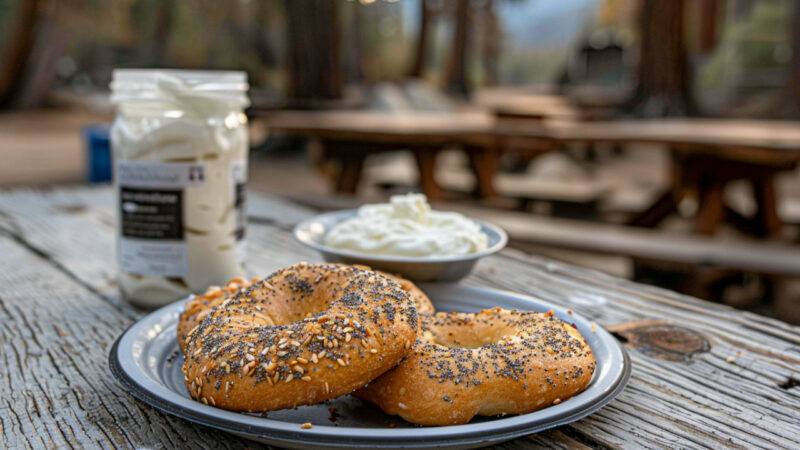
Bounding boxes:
[295,194,506,281]
[324,194,489,258]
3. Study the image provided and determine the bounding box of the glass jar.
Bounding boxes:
[110,69,249,308]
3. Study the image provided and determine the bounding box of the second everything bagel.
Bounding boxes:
[355,308,595,425]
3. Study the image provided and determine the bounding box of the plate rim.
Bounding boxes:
[109,285,631,448]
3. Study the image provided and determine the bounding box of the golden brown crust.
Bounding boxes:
[181,263,418,412]
[177,276,258,353]
[177,268,434,353]
[354,308,595,426]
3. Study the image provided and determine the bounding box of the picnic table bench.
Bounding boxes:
[1,186,798,448]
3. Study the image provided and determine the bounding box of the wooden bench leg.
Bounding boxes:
[627,190,679,228]
[754,176,782,237]
[628,149,684,228]
[413,148,444,201]
[695,179,725,235]
[335,153,365,194]
[466,146,498,198]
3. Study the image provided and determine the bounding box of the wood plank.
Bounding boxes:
[0,233,258,449]
[500,119,800,165]
[262,111,800,165]
[259,110,495,148]
[1,186,799,448]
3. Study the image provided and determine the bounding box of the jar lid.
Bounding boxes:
[110,69,249,108]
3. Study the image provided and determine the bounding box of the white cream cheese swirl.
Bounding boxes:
[324,194,489,258]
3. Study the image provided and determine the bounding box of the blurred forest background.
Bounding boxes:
[1,0,799,118]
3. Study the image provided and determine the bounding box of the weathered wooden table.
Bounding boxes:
[1,186,799,449]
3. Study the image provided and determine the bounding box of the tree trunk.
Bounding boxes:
[151,1,173,66]
[696,0,719,54]
[285,0,342,102]
[786,1,800,117]
[444,0,470,96]
[408,0,432,78]
[0,0,40,108]
[481,0,500,86]
[626,0,694,117]
[251,0,277,67]
[345,2,363,83]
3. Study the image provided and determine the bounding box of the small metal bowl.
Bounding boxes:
[293,209,508,282]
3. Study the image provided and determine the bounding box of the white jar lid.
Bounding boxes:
[110,69,249,108]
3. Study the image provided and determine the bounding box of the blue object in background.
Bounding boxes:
[84,124,112,183]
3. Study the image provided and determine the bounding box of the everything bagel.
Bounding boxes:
[181,263,418,412]
[355,308,595,425]
[177,267,433,352]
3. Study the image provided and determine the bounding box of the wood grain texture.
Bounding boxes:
[0,227,258,449]
[1,186,799,449]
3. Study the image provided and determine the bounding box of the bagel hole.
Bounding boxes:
[433,327,513,349]
[253,279,335,324]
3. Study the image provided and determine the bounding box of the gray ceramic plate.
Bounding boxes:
[293,210,508,281]
[109,284,630,449]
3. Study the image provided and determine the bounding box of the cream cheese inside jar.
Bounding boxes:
[110,69,249,307]
[324,193,489,258]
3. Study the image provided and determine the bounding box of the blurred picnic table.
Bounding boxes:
[503,118,800,236]
[1,186,799,448]
[263,111,800,237]
[261,110,498,200]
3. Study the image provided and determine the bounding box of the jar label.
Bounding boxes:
[117,161,207,277]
